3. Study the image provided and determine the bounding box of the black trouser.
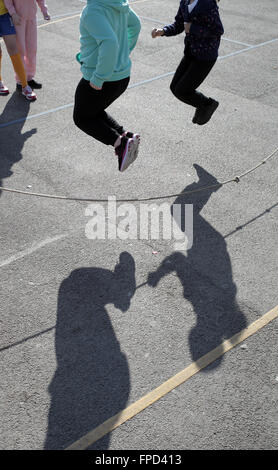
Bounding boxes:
[170,45,216,109]
[73,77,130,146]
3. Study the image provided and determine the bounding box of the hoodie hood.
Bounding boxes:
[87,0,129,13]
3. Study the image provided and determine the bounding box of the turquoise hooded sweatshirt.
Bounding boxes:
[77,0,141,88]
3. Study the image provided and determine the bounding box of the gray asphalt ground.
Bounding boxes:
[0,0,278,451]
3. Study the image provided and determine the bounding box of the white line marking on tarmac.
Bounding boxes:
[0,231,78,268]
[0,103,74,129]
[218,37,278,59]
[139,15,253,46]
[37,9,253,48]
[0,32,277,130]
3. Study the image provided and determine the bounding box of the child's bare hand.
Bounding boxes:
[184,22,192,34]
[12,13,21,26]
[90,82,102,91]
[151,28,164,38]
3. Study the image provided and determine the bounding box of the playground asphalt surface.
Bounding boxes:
[0,0,277,452]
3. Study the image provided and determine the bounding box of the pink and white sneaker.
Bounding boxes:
[115,136,136,172]
[0,81,9,95]
[123,131,140,162]
[22,85,37,101]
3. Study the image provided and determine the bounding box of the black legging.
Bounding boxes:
[73,77,130,146]
[170,45,216,109]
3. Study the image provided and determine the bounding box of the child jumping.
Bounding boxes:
[0,0,36,100]
[152,0,224,125]
[4,0,50,90]
[73,0,141,173]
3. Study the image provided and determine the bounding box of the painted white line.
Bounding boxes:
[1,38,277,130]
[0,103,74,129]
[218,37,278,60]
[0,231,76,268]
[222,37,253,47]
[127,34,278,86]
[129,71,175,88]
[37,10,253,48]
[139,15,252,47]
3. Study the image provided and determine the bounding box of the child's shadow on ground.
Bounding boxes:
[0,92,36,197]
[148,164,247,370]
[44,252,136,450]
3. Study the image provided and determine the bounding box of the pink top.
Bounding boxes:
[4,0,48,20]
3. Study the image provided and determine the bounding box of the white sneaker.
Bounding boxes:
[123,132,140,164]
[22,85,37,101]
[115,136,136,172]
[131,133,140,161]
[0,80,9,95]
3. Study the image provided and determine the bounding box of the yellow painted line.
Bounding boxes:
[37,14,80,28]
[66,305,278,450]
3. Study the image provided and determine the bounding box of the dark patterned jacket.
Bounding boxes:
[163,0,224,61]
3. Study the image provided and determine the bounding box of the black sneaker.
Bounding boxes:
[115,136,136,172]
[28,79,42,89]
[192,98,219,125]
